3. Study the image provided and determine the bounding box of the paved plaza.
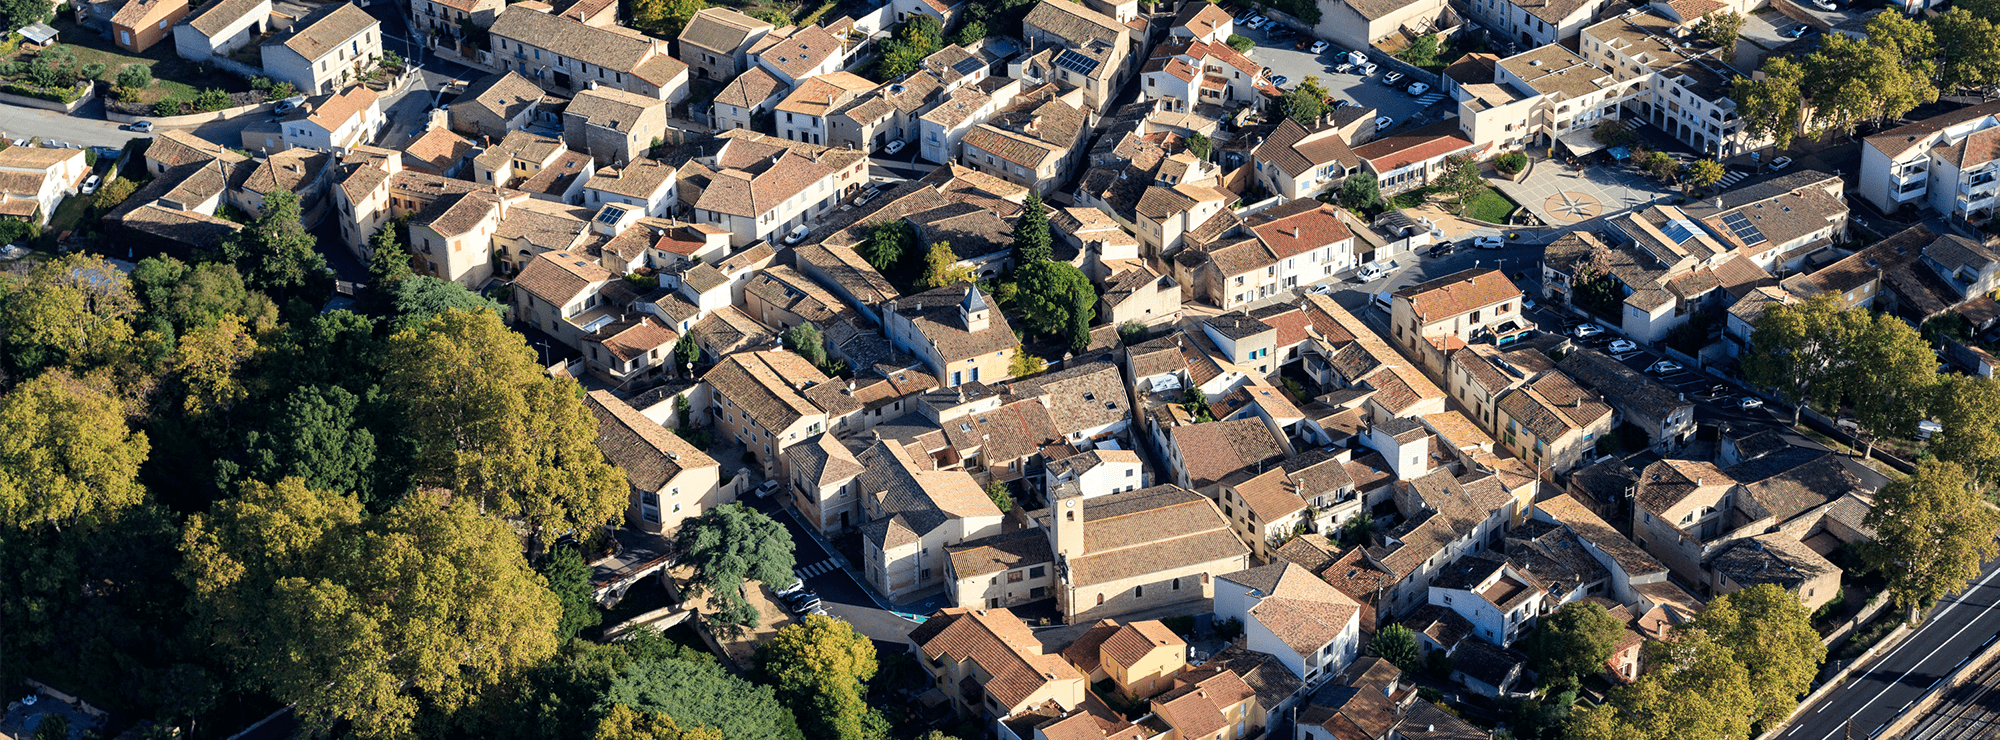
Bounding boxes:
[1492,156,1681,224]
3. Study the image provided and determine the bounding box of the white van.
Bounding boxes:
[1371,291,1392,312]
[1356,262,1387,283]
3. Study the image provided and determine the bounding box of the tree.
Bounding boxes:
[1369,624,1419,672]
[950,20,987,48]
[132,258,273,333]
[1432,156,1485,215]
[1187,132,1213,161]
[918,242,975,289]
[860,221,911,272]
[1013,193,1051,265]
[92,176,138,211]
[1800,29,1935,135]
[985,479,1014,512]
[877,16,943,79]
[787,322,826,369]
[238,384,379,504]
[384,308,628,539]
[1743,294,1858,425]
[1400,33,1439,67]
[1341,171,1381,211]
[1694,10,1746,48]
[675,503,796,637]
[1014,260,1096,344]
[1181,386,1215,423]
[390,275,503,331]
[1009,346,1045,377]
[171,317,260,422]
[1565,629,1757,740]
[757,614,880,740]
[1117,321,1150,346]
[1844,308,1939,454]
[632,0,706,38]
[1691,584,1826,731]
[674,334,701,375]
[115,63,152,90]
[0,371,149,531]
[603,658,804,740]
[220,190,326,297]
[1865,460,2000,614]
[1929,375,2000,483]
[1226,34,1254,52]
[32,715,67,740]
[180,481,562,737]
[0,0,52,31]
[1686,158,1726,191]
[1526,601,1625,691]
[1935,9,2000,93]
[0,252,138,374]
[540,545,603,642]
[1278,77,1328,126]
[595,705,725,740]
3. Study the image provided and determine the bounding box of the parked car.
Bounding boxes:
[1521,297,1537,311]
[782,224,811,245]
[1473,235,1504,249]
[884,139,906,155]
[1738,396,1765,410]
[1355,262,1387,282]
[1427,242,1455,257]
[1782,25,1807,37]
[1383,71,1404,85]
[755,480,782,498]
[1646,360,1683,374]
[128,121,153,133]
[1361,62,1380,75]
[1306,283,1334,295]
[1310,40,1330,54]
[1769,156,1793,170]
[775,579,806,597]
[1406,81,1431,96]
[853,184,883,206]
[1375,115,1394,130]
[1234,9,1258,22]
[1271,75,1289,87]
[1811,0,1834,10]
[1335,62,1353,74]
[1608,339,1639,354]
[1571,323,1604,338]
[79,175,99,195]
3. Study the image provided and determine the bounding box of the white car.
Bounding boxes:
[1246,15,1267,27]
[1310,40,1330,54]
[884,139,906,155]
[1355,263,1387,282]
[1811,0,1834,9]
[1473,235,1504,249]
[79,175,99,195]
[1738,396,1765,410]
[782,224,811,245]
[1383,71,1404,85]
[1647,360,1683,375]
[755,480,782,497]
[1335,62,1354,74]
[1306,283,1334,295]
[1361,62,1380,75]
[1406,81,1431,97]
[1571,323,1603,338]
[1608,339,1639,354]
[1375,115,1394,130]
[1770,156,1793,170]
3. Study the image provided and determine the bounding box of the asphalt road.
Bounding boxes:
[1239,20,1443,135]
[0,98,142,148]
[739,491,922,643]
[1785,560,2000,740]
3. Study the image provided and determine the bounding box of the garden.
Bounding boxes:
[0,16,255,112]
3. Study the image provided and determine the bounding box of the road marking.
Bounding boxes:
[1814,564,2000,740]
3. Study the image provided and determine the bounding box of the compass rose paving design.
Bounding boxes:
[1542,191,1601,223]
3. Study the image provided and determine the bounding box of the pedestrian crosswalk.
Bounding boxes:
[1715,170,1750,189]
[795,560,840,581]
[1415,93,1445,107]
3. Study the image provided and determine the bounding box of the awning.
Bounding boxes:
[1558,129,1609,156]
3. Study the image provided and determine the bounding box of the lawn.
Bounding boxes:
[42,193,90,243]
[0,17,253,105]
[1458,186,1518,223]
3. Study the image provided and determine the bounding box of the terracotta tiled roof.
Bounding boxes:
[1170,418,1287,489]
[714,66,785,108]
[187,0,267,36]
[401,127,472,173]
[457,71,545,128]
[1172,1,1231,37]
[1353,120,1476,172]
[1396,267,1519,321]
[946,528,1052,580]
[514,249,610,305]
[678,7,772,54]
[270,3,375,60]
[585,389,716,492]
[566,87,664,133]
[912,607,1086,710]
[1066,485,1248,587]
[757,24,842,79]
[703,350,832,434]
[491,6,665,74]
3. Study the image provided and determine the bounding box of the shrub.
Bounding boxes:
[3,81,83,103]
[1226,34,1254,52]
[153,97,183,116]
[79,62,105,79]
[1495,151,1528,175]
[270,81,296,100]
[113,85,141,102]
[248,75,272,90]
[192,87,230,112]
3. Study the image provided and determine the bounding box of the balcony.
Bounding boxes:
[1894,165,1929,184]
[1894,183,1928,202]
[1963,176,1999,197]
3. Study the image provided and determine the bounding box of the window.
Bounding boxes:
[1030,565,1045,579]
[1134,585,1144,598]
[1008,571,1024,583]
[1172,578,1181,590]
[1097,593,1105,605]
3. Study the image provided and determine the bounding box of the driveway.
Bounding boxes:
[1237,23,1442,136]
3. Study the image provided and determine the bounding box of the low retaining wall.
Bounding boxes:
[0,84,94,113]
[107,99,273,126]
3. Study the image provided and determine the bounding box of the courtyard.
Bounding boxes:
[1491,154,1683,225]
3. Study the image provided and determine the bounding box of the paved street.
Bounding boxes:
[0,98,142,149]
[1786,561,2000,740]
[739,490,922,644]
[1240,22,1441,135]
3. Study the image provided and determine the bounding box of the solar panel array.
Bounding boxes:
[1720,212,1766,246]
[1055,49,1100,76]
[1662,220,1697,244]
[952,57,985,76]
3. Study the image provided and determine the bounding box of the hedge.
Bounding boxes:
[1,81,85,103]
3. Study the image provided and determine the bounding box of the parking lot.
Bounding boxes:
[1234,20,1446,136]
[1733,9,1818,69]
